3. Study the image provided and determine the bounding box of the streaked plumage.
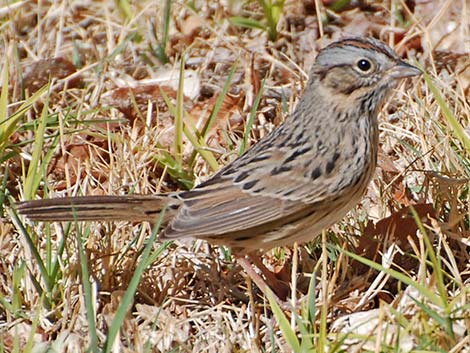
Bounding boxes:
[17,37,421,252]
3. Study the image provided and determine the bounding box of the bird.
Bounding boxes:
[17,37,421,255]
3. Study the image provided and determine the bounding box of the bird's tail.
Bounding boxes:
[16,194,178,223]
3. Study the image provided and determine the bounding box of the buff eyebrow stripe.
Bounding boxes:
[330,39,394,58]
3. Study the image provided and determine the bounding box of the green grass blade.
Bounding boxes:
[409,206,448,306]
[318,230,328,353]
[258,0,285,41]
[9,206,51,294]
[266,288,301,352]
[160,87,219,172]
[103,209,167,353]
[0,83,48,156]
[187,60,237,167]
[423,70,470,151]
[155,0,171,63]
[240,78,265,155]
[115,0,133,21]
[408,294,454,337]
[24,97,50,198]
[199,62,237,139]
[22,293,44,353]
[145,240,172,267]
[295,310,314,352]
[175,54,185,168]
[49,222,70,288]
[0,61,9,153]
[329,0,353,12]
[107,32,138,61]
[339,247,444,308]
[183,125,219,170]
[229,17,266,31]
[0,166,8,217]
[76,225,99,353]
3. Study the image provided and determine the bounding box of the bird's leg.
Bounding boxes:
[247,253,290,300]
[235,253,290,305]
[235,255,283,306]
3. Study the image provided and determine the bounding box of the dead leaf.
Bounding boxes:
[377,151,413,206]
[48,141,109,190]
[23,57,80,93]
[357,203,436,263]
[180,15,204,43]
[104,85,179,123]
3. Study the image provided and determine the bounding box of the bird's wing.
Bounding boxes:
[162,179,313,240]
[162,132,354,240]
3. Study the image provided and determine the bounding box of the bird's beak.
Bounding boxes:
[390,60,422,79]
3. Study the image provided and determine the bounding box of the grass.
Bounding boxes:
[230,0,286,42]
[1,0,470,352]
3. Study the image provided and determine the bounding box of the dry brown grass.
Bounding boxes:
[1,0,470,352]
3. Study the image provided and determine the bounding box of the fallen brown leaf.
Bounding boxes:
[23,57,81,94]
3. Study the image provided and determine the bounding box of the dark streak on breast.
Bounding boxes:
[287,130,306,149]
[252,186,266,193]
[309,166,321,180]
[283,189,296,196]
[242,179,258,190]
[250,154,271,163]
[284,146,312,163]
[326,151,340,174]
[271,164,292,175]
[234,170,250,183]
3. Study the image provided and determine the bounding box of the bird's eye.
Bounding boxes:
[356,59,372,72]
